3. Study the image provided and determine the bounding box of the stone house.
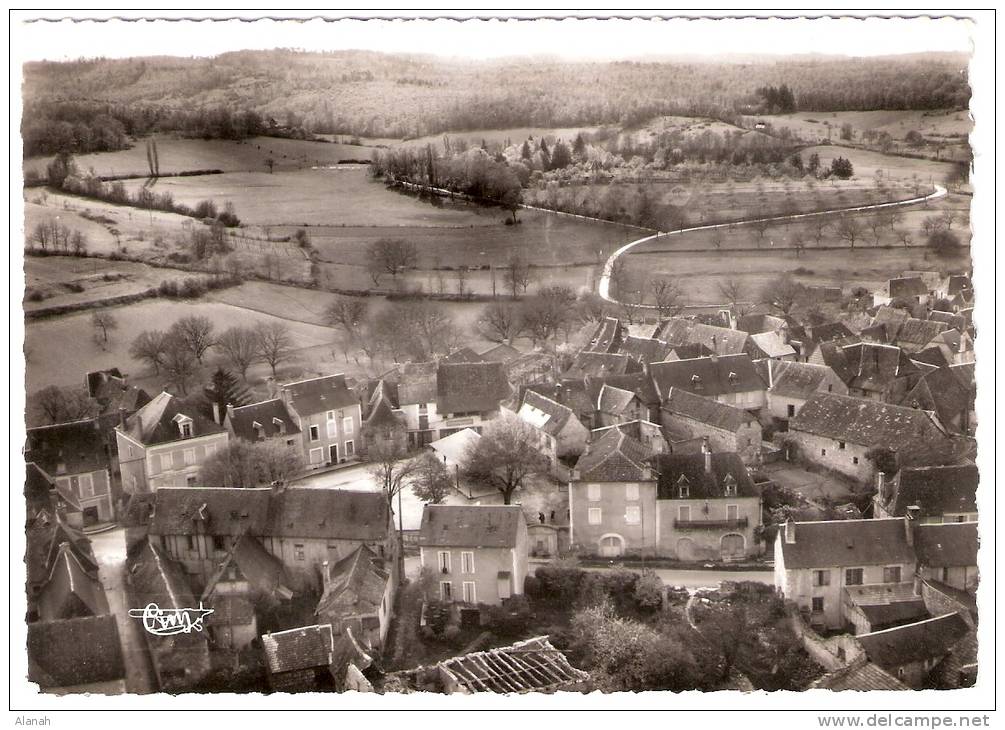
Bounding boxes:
[278,373,362,468]
[650,353,767,411]
[223,397,303,458]
[765,360,849,423]
[116,392,229,494]
[509,389,590,466]
[872,276,929,308]
[660,388,762,465]
[856,613,971,689]
[417,505,528,606]
[913,522,979,593]
[316,544,395,651]
[873,464,978,524]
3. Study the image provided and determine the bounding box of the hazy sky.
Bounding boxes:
[14,13,974,63]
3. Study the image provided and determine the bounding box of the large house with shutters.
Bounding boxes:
[116,392,229,494]
[417,505,528,606]
[278,374,361,469]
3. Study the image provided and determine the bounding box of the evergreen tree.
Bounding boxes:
[203,367,251,421]
[549,140,572,170]
[521,140,532,160]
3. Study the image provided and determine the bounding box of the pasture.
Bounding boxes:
[24,135,378,179]
[395,125,603,151]
[798,144,960,183]
[756,109,972,145]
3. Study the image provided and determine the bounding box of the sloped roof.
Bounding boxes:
[939,274,972,297]
[418,505,523,548]
[281,373,357,416]
[750,331,796,359]
[790,393,952,459]
[128,541,198,611]
[435,636,589,694]
[525,381,595,418]
[574,428,653,483]
[887,277,928,299]
[913,523,979,568]
[27,615,126,689]
[382,361,438,405]
[656,318,749,355]
[436,362,511,414]
[442,347,486,364]
[654,451,758,500]
[25,461,81,523]
[316,545,390,617]
[735,313,789,335]
[228,398,300,442]
[927,310,968,332]
[120,391,225,446]
[584,372,660,407]
[899,368,972,429]
[662,388,755,432]
[911,346,951,370]
[896,318,948,347]
[262,623,334,674]
[25,419,109,476]
[949,363,975,390]
[585,317,624,353]
[429,428,481,467]
[477,343,522,364]
[806,322,856,343]
[778,518,915,569]
[666,342,715,360]
[596,384,638,416]
[38,542,109,620]
[617,336,672,365]
[203,594,255,627]
[841,343,920,394]
[810,660,910,691]
[889,464,978,518]
[518,390,576,437]
[363,382,406,430]
[650,354,765,400]
[858,613,970,670]
[769,361,840,400]
[563,351,640,380]
[86,369,151,414]
[202,533,292,600]
[150,487,389,541]
[844,582,928,629]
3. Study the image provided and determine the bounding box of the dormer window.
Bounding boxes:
[723,473,737,497]
[173,414,193,439]
[273,417,286,435]
[690,374,702,391]
[252,421,265,440]
[677,474,690,499]
[728,371,738,383]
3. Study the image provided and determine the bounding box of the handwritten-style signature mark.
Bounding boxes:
[128,602,214,636]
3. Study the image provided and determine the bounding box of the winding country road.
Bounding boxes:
[597,184,948,306]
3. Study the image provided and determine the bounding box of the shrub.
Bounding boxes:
[534,565,585,604]
[928,229,961,258]
[63,282,85,293]
[26,289,46,302]
[485,595,533,638]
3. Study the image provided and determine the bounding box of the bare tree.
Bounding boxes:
[761,273,807,314]
[215,326,260,381]
[520,286,575,346]
[367,238,418,282]
[504,253,533,297]
[254,321,294,377]
[940,210,959,231]
[808,216,830,245]
[324,296,368,340]
[894,228,913,248]
[368,439,420,562]
[91,311,118,348]
[30,385,96,426]
[751,218,772,246]
[170,315,215,364]
[129,330,169,374]
[161,333,199,395]
[835,216,864,249]
[648,277,684,318]
[478,301,525,344]
[790,227,808,257]
[410,451,453,505]
[456,266,469,297]
[462,414,550,504]
[717,279,749,313]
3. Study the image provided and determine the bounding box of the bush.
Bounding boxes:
[63,282,85,293]
[485,595,533,638]
[25,289,46,302]
[928,229,961,258]
[534,565,586,604]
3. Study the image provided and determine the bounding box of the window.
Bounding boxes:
[812,597,825,613]
[723,475,737,497]
[326,410,335,421]
[309,447,324,465]
[309,425,320,442]
[205,444,216,458]
[461,551,474,574]
[183,449,196,466]
[419,403,428,413]
[181,423,192,438]
[588,508,602,525]
[821,448,827,457]
[440,581,453,601]
[625,483,639,501]
[838,441,846,450]
[625,505,641,525]
[344,440,355,458]
[678,483,689,499]
[587,483,601,502]
[438,551,451,574]
[727,504,739,522]
[883,566,902,584]
[186,475,198,487]
[678,505,691,522]
[343,417,354,435]
[845,568,864,586]
[287,438,296,447]
[812,570,831,587]
[462,581,476,604]
[294,544,306,561]
[160,454,173,470]
[186,535,195,551]
[79,474,94,498]
[326,420,337,438]
[212,536,226,552]
[787,404,796,418]
[827,384,834,393]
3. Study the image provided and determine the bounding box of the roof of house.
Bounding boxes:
[844,582,929,629]
[149,487,389,541]
[778,518,916,569]
[654,451,758,500]
[806,322,856,343]
[201,533,292,601]
[790,393,951,458]
[316,545,390,618]
[809,660,910,691]
[434,636,589,693]
[86,369,151,414]
[769,361,840,401]
[38,542,109,620]
[441,347,486,364]
[119,391,225,446]
[841,343,920,394]
[128,541,199,612]
[750,331,797,359]
[363,381,406,430]
[25,462,82,523]
[656,318,750,356]
[666,342,715,360]
[574,427,653,483]
[281,373,357,415]
[649,354,765,400]
[436,362,511,415]
[381,361,438,405]
[900,368,972,430]
[477,343,522,364]
[913,522,979,568]
[596,383,639,416]
[227,398,300,442]
[887,277,928,299]
[563,351,640,380]
[896,318,949,347]
[617,336,672,365]
[911,346,951,370]
[203,593,256,627]
[25,419,109,476]
[27,615,126,689]
[262,623,334,674]
[940,274,972,296]
[585,372,660,407]
[418,505,524,549]
[857,613,971,671]
[927,310,968,331]
[889,464,978,519]
[735,313,790,335]
[662,388,756,432]
[517,390,577,437]
[950,363,975,391]
[525,380,595,418]
[585,317,624,353]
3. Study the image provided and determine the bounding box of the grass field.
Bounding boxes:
[798,144,961,183]
[395,125,603,150]
[24,135,379,179]
[753,109,972,145]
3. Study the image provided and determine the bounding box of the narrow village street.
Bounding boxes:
[89,527,157,694]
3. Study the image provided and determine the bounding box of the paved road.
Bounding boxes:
[598,184,948,305]
[89,527,157,694]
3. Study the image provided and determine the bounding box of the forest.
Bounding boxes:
[22,50,971,145]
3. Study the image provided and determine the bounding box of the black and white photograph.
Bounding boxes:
[9,9,996,721]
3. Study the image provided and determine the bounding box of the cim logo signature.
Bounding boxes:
[128,602,214,636]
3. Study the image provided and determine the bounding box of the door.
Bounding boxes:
[676,538,696,561]
[721,534,746,561]
[82,506,100,527]
[329,444,339,464]
[598,535,623,558]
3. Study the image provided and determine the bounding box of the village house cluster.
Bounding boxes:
[24,268,978,693]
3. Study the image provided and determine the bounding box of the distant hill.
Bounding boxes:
[22,49,970,141]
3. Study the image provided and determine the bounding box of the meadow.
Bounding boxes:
[754,109,972,144]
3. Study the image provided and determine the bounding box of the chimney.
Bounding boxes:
[904,513,916,546]
[767,359,774,388]
[321,560,330,590]
[784,520,796,544]
[876,471,886,499]
[906,505,921,522]
[702,437,712,474]
[118,407,127,429]
[226,403,235,424]
[711,335,718,355]
[271,479,286,495]
[212,402,221,425]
